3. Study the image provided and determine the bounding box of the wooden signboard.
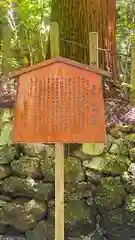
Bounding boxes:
[12,57,106,143]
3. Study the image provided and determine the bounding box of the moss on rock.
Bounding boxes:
[100,208,135,240]
[0,165,11,180]
[109,127,123,139]
[40,145,55,182]
[11,156,42,179]
[25,220,54,240]
[64,182,93,201]
[0,145,18,164]
[83,154,130,175]
[3,199,47,232]
[64,157,85,183]
[3,177,54,201]
[20,143,48,157]
[95,177,126,210]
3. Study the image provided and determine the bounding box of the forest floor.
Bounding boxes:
[105,100,135,126]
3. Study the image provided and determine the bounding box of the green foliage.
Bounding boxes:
[116,0,134,54]
[0,0,51,72]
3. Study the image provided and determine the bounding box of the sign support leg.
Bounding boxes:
[50,22,64,240]
[55,143,64,240]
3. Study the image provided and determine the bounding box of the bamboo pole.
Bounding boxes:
[50,22,64,240]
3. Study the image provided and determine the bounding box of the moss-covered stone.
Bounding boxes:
[90,229,105,240]
[41,154,83,183]
[0,165,11,179]
[0,200,8,226]
[65,182,93,201]
[40,145,55,182]
[3,177,54,201]
[83,154,130,175]
[3,199,47,232]
[95,177,126,210]
[124,194,135,229]
[71,145,92,161]
[128,162,135,175]
[115,124,135,134]
[0,145,18,164]
[109,143,119,154]
[65,157,85,183]
[49,199,96,237]
[104,134,114,153]
[126,133,135,142]
[25,220,54,240]
[11,156,42,179]
[100,208,135,240]
[129,148,135,161]
[82,143,104,156]
[122,171,135,193]
[115,138,130,156]
[65,200,96,236]
[86,170,102,184]
[109,127,123,139]
[20,143,50,158]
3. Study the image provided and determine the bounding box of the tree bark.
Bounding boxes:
[50,0,116,79]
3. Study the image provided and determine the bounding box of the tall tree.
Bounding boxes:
[50,0,116,78]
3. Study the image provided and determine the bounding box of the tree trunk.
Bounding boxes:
[50,0,116,79]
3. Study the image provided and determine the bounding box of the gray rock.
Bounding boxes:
[3,177,54,201]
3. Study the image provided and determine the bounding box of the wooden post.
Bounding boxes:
[83,32,104,155]
[89,32,99,68]
[50,22,64,240]
[130,39,135,105]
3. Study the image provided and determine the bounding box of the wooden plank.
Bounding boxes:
[83,32,105,155]
[89,32,99,68]
[50,22,64,240]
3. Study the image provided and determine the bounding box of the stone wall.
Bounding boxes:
[1,110,135,239]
